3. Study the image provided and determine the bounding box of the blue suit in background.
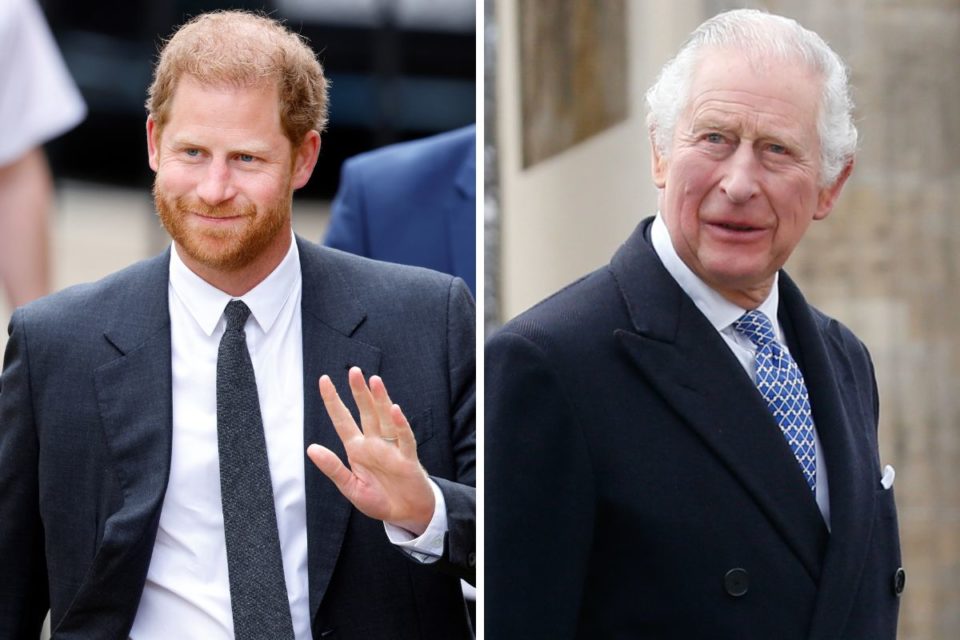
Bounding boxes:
[324,125,476,296]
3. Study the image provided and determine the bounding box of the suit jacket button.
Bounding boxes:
[724,568,749,597]
[893,567,906,597]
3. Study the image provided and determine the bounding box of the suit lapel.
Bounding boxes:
[62,252,173,635]
[780,276,878,639]
[297,239,382,619]
[610,221,828,582]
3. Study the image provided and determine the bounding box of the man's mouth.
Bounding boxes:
[717,222,760,231]
[196,213,243,219]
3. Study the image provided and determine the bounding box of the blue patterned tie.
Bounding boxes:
[734,310,817,492]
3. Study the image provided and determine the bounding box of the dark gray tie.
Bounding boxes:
[217,300,295,639]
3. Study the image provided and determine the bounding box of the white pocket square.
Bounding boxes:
[880,464,896,490]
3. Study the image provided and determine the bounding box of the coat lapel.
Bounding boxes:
[297,239,382,620]
[780,276,878,639]
[610,221,828,582]
[61,253,173,635]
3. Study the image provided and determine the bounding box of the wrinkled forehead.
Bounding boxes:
[692,44,823,85]
[684,46,824,114]
[678,48,824,146]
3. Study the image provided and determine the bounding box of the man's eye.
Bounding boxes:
[767,143,788,155]
[238,154,255,163]
[704,133,725,144]
[184,148,200,157]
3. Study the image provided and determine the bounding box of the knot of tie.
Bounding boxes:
[223,300,251,332]
[734,310,776,349]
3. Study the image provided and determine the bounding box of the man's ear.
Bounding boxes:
[146,116,160,172]
[291,130,321,190]
[650,129,668,189]
[814,159,854,221]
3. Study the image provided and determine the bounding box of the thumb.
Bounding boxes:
[307,444,353,492]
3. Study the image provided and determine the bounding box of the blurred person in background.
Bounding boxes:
[0,10,474,639]
[324,124,476,296]
[486,9,902,639]
[0,0,85,308]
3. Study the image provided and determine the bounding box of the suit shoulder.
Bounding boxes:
[299,239,469,305]
[804,304,877,394]
[495,265,623,347]
[808,305,871,356]
[15,252,168,334]
[343,126,474,183]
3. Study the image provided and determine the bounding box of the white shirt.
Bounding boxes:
[651,215,831,527]
[131,238,447,639]
[0,0,86,165]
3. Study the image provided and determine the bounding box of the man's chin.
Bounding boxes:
[175,236,255,272]
[157,195,292,275]
[697,252,776,285]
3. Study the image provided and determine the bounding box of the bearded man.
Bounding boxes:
[0,11,475,640]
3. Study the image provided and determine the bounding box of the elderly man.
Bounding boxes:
[486,9,901,639]
[0,11,474,640]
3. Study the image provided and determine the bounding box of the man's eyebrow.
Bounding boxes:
[236,144,274,156]
[167,134,197,147]
[166,135,273,155]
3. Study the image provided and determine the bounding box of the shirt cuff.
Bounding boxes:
[383,479,447,564]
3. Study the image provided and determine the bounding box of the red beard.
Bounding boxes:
[153,183,290,272]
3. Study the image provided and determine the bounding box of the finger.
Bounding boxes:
[307,443,355,494]
[369,375,398,441]
[318,375,362,444]
[348,367,381,439]
[391,403,417,458]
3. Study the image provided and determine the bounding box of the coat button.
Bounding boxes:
[892,567,906,597]
[724,568,749,597]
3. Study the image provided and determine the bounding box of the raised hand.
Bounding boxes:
[307,367,435,535]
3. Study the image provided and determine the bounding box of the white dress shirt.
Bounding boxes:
[131,237,447,639]
[651,215,831,527]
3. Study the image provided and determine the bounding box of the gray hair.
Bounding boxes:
[645,9,856,186]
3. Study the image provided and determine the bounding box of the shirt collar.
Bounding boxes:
[651,213,781,338]
[168,234,301,336]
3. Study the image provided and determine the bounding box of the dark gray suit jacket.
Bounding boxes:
[486,218,902,639]
[0,237,475,639]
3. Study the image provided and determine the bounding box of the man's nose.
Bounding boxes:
[719,145,760,204]
[196,159,236,205]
